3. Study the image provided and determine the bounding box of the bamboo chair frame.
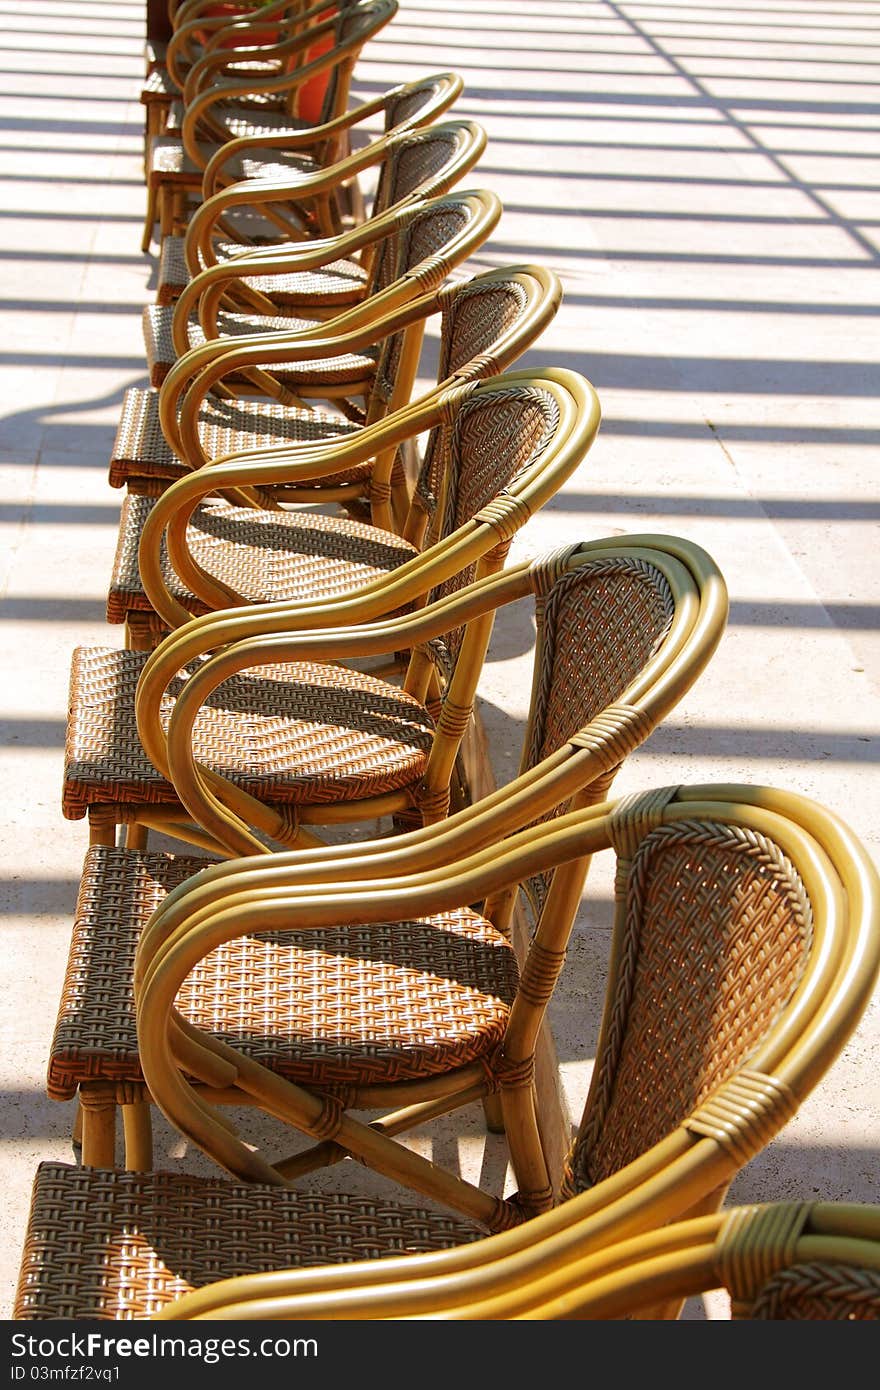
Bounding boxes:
[145,0,316,155]
[119,265,562,646]
[155,1200,880,1321]
[67,367,600,852]
[154,72,464,305]
[148,120,489,388]
[56,533,726,1197]
[20,775,879,1318]
[115,177,498,526]
[143,0,398,249]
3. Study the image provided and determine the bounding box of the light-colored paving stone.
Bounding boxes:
[1,0,878,1321]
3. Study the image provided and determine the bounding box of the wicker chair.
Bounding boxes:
[17,777,880,1318]
[109,122,489,508]
[64,368,601,855]
[154,71,464,306]
[52,531,726,1184]
[111,264,561,648]
[141,0,321,159]
[144,118,487,389]
[143,0,398,250]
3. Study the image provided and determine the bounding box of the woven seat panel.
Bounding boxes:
[143,303,378,390]
[108,387,367,490]
[147,136,204,183]
[565,822,812,1193]
[15,1163,481,1320]
[48,845,518,1096]
[140,67,176,103]
[107,494,419,622]
[147,112,314,179]
[157,233,368,307]
[63,646,435,820]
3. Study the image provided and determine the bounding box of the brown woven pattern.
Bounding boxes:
[157,233,367,306]
[14,1163,481,1320]
[108,387,365,490]
[425,384,560,673]
[521,558,675,910]
[416,282,530,515]
[564,822,813,1192]
[107,494,418,623]
[48,846,518,1095]
[745,1264,880,1319]
[143,304,378,388]
[62,647,435,820]
[527,561,674,769]
[372,204,470,404]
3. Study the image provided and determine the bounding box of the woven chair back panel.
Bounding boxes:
[424,385,560,675]
[384,81,444,133]
[522,557,675,912]
[416,283,530,515]
[371,204,470,404]
[368,131,462,288]
[531,559,675,767]
[567,821,813,1191]
[743,1265,880,1320]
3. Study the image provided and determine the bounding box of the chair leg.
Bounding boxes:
[71,1100,83,1152]
[88,810,118,848]
[501,1083,553,1217]
[125,822,148,852]
[482,1093,505,1134]
[79,1087,117,1168]
[142,181,158,253]
[122,1099,153,1171]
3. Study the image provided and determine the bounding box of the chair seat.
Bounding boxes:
[62,647,436,820]
[14,1162,481,1320]
[48,846,519,1097]
[107,493,419,624]
[147,116,315,184]
[143,303,378,389]
[157,232,368,307]
[108,386,366,492]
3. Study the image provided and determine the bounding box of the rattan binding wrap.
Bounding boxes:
[62,647,436,820]
[108,387,364,491]
[14,1163,481,1320]
[48,846,519,1097]
[106,493,418,624]
[562,820,813,1195]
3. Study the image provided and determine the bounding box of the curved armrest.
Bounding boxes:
[202,87,388,195]
[187,125,398,256]
[175,195,403,345]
